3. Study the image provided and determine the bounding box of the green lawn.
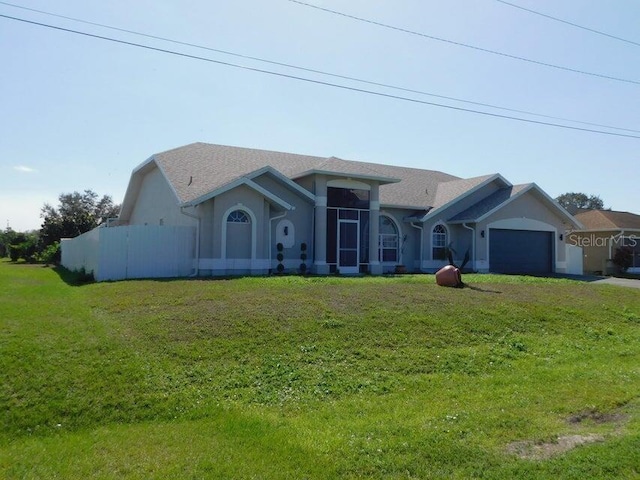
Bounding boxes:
[1,260,639,479]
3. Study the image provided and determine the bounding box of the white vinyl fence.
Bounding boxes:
[565,244,584,276]
[61,225,196,281]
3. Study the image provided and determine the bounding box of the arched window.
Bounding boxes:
[227,210,250,223]
[432,224,448,260]
[379,215,399,263]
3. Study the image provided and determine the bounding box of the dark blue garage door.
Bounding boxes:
[489,229,553,274]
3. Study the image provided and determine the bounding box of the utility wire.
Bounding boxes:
[287,0,640,86]
[0,1,638,135]
[1,13,639,139]
[494,0,640,48]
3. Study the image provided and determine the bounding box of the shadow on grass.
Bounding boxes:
[463,283,502,294]
[53,265,95,286]
[489,272,607,283]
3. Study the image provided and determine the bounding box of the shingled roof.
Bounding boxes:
[151,142,460,209]
[574,209,640,230]
[448,184,531,222]
[153,143,323,206]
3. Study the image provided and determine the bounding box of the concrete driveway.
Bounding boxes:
[590,277,640,289]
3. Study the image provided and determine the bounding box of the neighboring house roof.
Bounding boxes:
[574,209,640,230]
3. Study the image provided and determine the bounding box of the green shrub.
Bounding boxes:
[8,245,20,262]
[38,242,60,264]
[299,242,308,274]
[8,241,37,263]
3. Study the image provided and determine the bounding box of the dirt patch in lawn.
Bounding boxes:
[567,409,628,425]
[507,406,631,460]
[506,434,604,460]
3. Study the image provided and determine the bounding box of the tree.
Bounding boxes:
[40,190,120,248]
[3,229,39,262]
[555,192,605,213]
[0,227,17,258]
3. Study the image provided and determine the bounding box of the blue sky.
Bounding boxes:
[1,0,638,231]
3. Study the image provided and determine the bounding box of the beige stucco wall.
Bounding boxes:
[566,230,627,274]
[129,167,194,227]
[572,232,610,274]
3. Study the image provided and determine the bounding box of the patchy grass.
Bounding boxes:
[1,260,639,479]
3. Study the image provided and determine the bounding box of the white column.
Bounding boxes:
[313,176,330,274]
[369,182,382,274]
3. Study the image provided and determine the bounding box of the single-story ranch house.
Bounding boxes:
[61,143,584,281]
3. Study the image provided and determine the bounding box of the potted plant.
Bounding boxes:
[435,248,470,288]
[394,265,407,274]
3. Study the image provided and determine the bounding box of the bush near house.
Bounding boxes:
[613,246,633,272]
[37,241,61,264]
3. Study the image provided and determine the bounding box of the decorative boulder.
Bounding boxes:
[436,265,462,287]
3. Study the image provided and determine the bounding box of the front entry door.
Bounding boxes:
[338,219,359,274]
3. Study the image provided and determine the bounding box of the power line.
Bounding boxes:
[1,1,638,135]
[494,0,640,48]
[287,0,640,86]
[1,13,639,140]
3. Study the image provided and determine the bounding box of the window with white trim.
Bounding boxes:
[227,210,250,223]
[379,215,399,263]
[432,224,448,260]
